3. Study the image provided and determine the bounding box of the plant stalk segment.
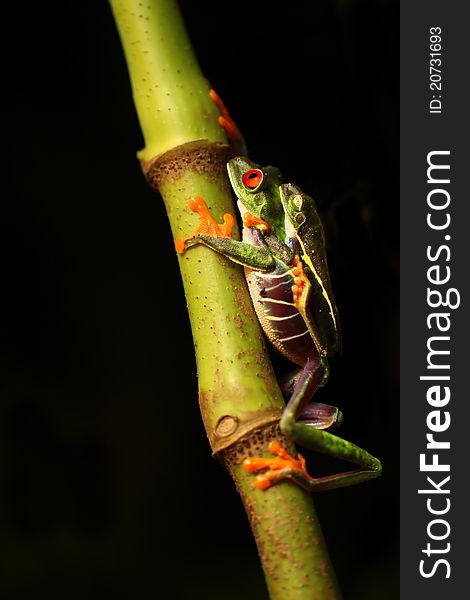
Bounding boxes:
[109,1,341,597]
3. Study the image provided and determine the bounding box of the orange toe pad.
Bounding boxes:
[175,196,235,254]
[243,441,314,490]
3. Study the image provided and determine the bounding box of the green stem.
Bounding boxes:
[109,0,225,160]
[109,1,341,598]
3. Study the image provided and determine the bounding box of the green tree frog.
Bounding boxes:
[175,157,382,492]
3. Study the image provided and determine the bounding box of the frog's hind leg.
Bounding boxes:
[243,356,382,491]
[281,355,329,422]
[298,401,343,430]
[279,366,341,430]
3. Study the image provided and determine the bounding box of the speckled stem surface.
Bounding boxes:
[109,1,341,597]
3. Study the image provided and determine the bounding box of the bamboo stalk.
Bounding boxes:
[109,1,341,597]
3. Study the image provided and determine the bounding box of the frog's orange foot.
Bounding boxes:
[243,211,271,235]
[209,88,244,150]
[243,440,314,490]
[175,195,235,254]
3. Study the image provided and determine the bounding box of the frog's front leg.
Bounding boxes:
[175,196,275,270]
[243,355,382,492]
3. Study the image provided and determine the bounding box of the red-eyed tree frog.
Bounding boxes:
[175,157,382,492]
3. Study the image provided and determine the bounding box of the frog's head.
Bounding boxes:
[280,183,322,248]
[227,157,285,237]
[280,183,307,227]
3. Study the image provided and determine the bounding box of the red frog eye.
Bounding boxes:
[242,169,263,189]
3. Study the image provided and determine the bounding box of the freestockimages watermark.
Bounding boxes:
[418,150,460,579]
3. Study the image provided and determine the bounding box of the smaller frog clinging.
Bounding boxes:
[176,157,382,492]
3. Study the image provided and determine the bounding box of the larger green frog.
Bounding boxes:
[176,157,381,492]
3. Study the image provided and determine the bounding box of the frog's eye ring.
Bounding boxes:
[292,195,303,210]
[242,169,264,190]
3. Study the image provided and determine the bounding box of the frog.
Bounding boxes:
[175,157,382,492]
[209,87,247,157]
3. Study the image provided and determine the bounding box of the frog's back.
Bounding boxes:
[299,224,342,357]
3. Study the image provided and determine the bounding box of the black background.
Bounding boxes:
[2,1,399,598]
